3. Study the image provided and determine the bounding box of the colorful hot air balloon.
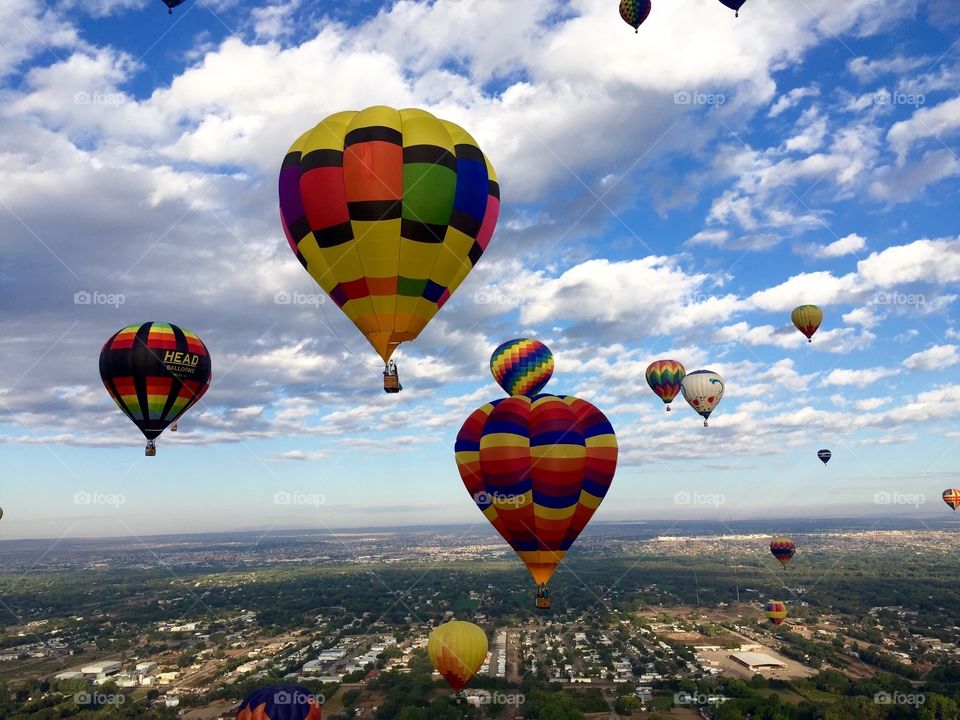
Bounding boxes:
[718,0,747,16]
[680,370,724,427]
[791,305,823,342]
[162,0,187,13]
[764,600,788,626]
[455,395,618,607]
[817,449,832,465]
[279,106,499,391]
[645,360,686,411]
[769,537,795,568]
[236,685,322,720]
[428,621,488,694]
[619,0,652,32]
[490,339,554,397]
[943,488,960,512]
[99,322,212,456]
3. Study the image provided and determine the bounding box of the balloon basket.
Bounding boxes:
[383,373,401,393]
[170,421,178,432]
[535,596,551,610]
[145,440,157,457]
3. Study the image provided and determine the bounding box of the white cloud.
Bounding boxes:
[815,233,867,258]
[768,84,820,118]
[821,367,899,387]
[888,96,960,161]
[903,344,960,371]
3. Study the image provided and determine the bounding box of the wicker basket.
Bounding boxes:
[383,373,401,393]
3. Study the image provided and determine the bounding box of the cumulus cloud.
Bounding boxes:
[821,367,899,387]
[903,344,960,371]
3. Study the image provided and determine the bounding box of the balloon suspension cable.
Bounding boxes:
[317,295,385,369]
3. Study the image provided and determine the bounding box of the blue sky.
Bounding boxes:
[1,0,959,539]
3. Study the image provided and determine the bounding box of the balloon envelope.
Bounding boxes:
[943,488,960,511]
[619,0,652,30]
[791,305,823,341]
[680,370,724,425]
[99,322,211,442]
[428,621,488,693]
[490,339,554,397]
[162,0,187,10]
[236,685,322,720]
[645,359,685,409]
[455,394,617,587]
[817,449,832,465]
[769,537,795,567]
[279,106,499,362]
[764,600,788,625]
[718,0,747,10]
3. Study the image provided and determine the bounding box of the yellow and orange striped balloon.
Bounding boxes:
[428,621,488,693]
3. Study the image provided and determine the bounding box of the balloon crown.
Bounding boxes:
[490,338,554,397]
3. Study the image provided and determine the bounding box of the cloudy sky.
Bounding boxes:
[1,0,959,540]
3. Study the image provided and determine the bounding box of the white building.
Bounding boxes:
[81,662,121,678]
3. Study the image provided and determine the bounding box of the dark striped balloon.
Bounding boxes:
[769,537,795,568]
[455,394,617,589]
[236,686,322,720]
[99,322,211,445]
[619,0,652,31]
[817,449,832,465]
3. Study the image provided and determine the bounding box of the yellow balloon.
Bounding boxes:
[791,305,823,342]
[427,621,488,692]
[279,106,500,362]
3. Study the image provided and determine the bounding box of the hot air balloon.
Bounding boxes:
[162,0,187,13]
[645,360,686,411]
[0,507,3,521]
[490,339,554,397]
[236,686,322,720]
[279,106,499,393]
[769,537,795,568]
[428,621,488,696]
[943,488,960,512]
[791,305,823,342]
[817,449,832,465]
[718,0,746,16]
[456,394,617,608]
[620,0,652,32]
[680,370,724,427]
[764,600,788,625]
[99,322,212,456]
